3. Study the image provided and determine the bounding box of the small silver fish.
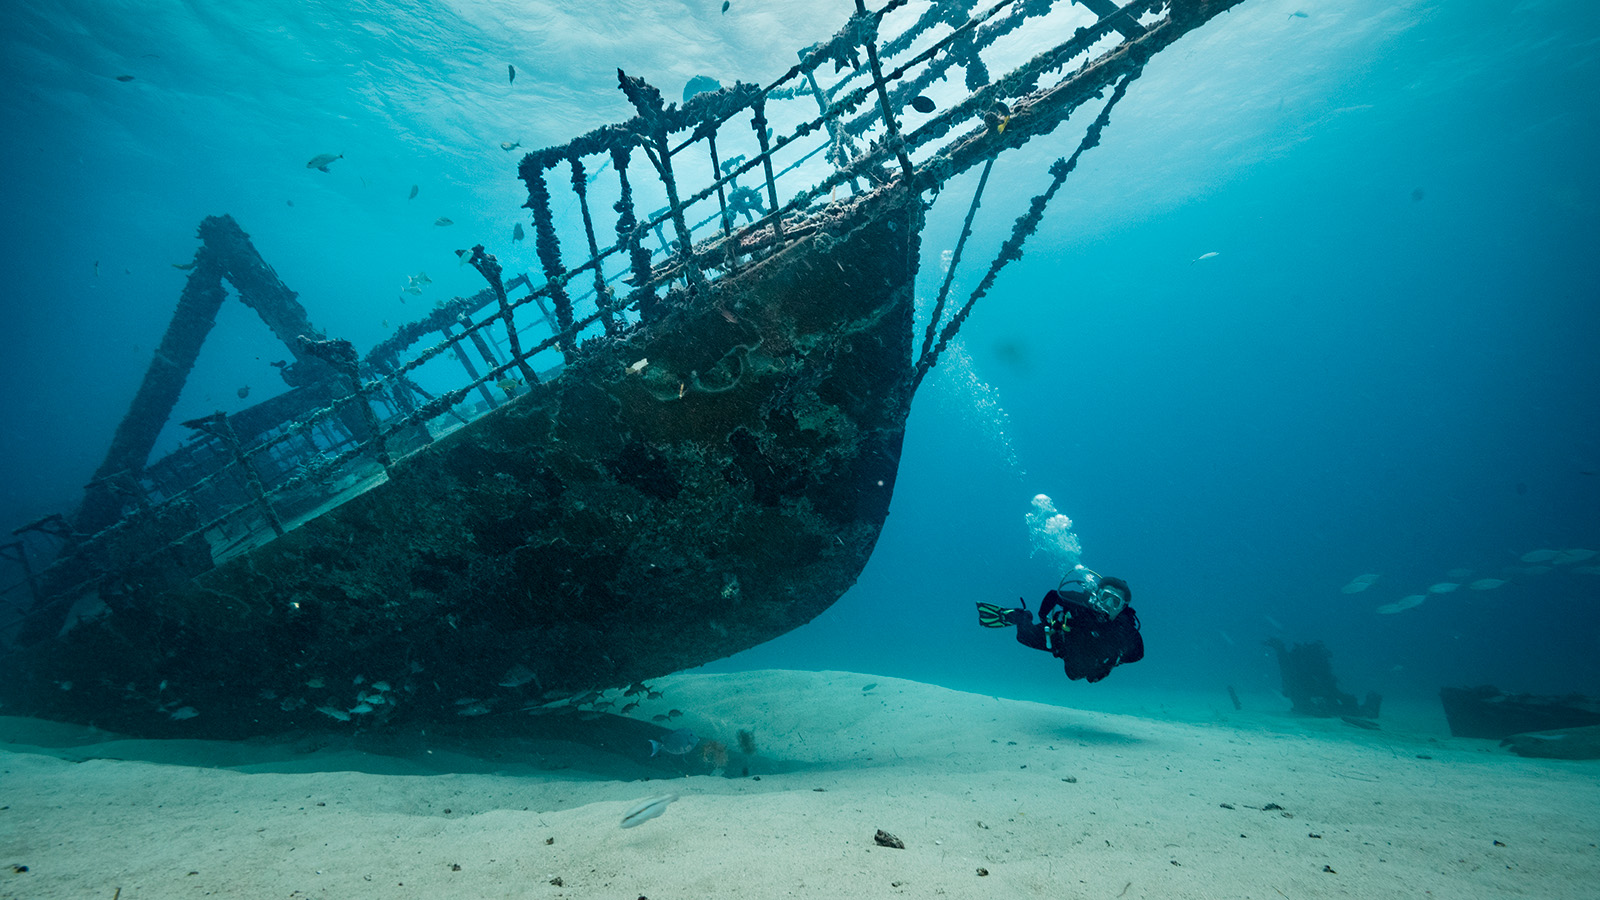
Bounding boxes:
[1191,251,1220,263]
[500,141,520,152]
[434,217,454,227]
[513,222,525,242]
[306,152,343,172]
[1427,582,1460,594]
[498,663,536,687]
[508,64,516,85]
[408,184,419,200]
[236,386,250,399]
[620,793,678,829]
[1340,573,1379,594]
[1375,595,1425,615]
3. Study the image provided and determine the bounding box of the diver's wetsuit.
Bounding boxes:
[1013,590,1144,683]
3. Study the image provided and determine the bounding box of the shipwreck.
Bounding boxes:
[1,0,1248,738]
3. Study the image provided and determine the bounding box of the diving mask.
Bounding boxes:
[1086,585,1127,619]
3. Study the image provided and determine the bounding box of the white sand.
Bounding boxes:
[3,669,1597,899]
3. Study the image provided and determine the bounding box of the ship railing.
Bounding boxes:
[4,0,1226,636]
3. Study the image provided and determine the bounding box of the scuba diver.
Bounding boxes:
[977,564,1143,683]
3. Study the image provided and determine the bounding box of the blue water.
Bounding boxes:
[2,0,1597,719]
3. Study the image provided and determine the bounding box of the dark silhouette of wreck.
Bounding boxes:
[1,0,1250,738]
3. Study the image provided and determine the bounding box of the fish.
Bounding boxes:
[1520,549,1559,563]
[316,705,351,721]
[1376,595,1425,615]
[403,272,431,294]
[649,727,697,756]
[1191,251,1220,263]
[623,681,648,696]
[1340,574,1379,594]
[498,663,537,687]
[408,184,419,200]
[457,703,491,716]
[647,690,664,699]
[619,793,678,829]
[862,682,877,692]
[513,222,525,242]
[1468,578,1507,590]
[1556,548,1596,564]
[1289,11,1308,19]
[621,701,640,713]
[236,386,250,399]
[169,706,198,720]
[500,141,520,152]
[1427,582,1460,594]
[116,74,135,82]
[172,261,197,270]
[721,1,730,13]
[910,95,935,114]
[434,217,454,227]
[626,357,649,375]
[306,152,343,172]
[508,64,516,85]
[683,75,722,103]
[497,377,520,396]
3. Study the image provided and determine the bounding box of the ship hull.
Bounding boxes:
[3,188,922,738]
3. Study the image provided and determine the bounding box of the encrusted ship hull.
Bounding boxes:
[2,189,921,738]
[1,0,1250,739]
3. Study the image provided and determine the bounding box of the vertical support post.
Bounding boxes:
[520,164,578,360]
[611,144,658,321]
[468,246,543,381]
[856,0,915,181]
[297,337,393,472]
[443,324,499,409]
[750,98,785,245]
[617,70,706,297]
[569,155,617,337]
[705,129,732,238]
[184,412,284,538]
[802,67,861,190]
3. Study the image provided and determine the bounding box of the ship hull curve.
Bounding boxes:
[4,188,923,738]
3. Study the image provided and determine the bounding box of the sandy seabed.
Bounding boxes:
[2,669,1597,899]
